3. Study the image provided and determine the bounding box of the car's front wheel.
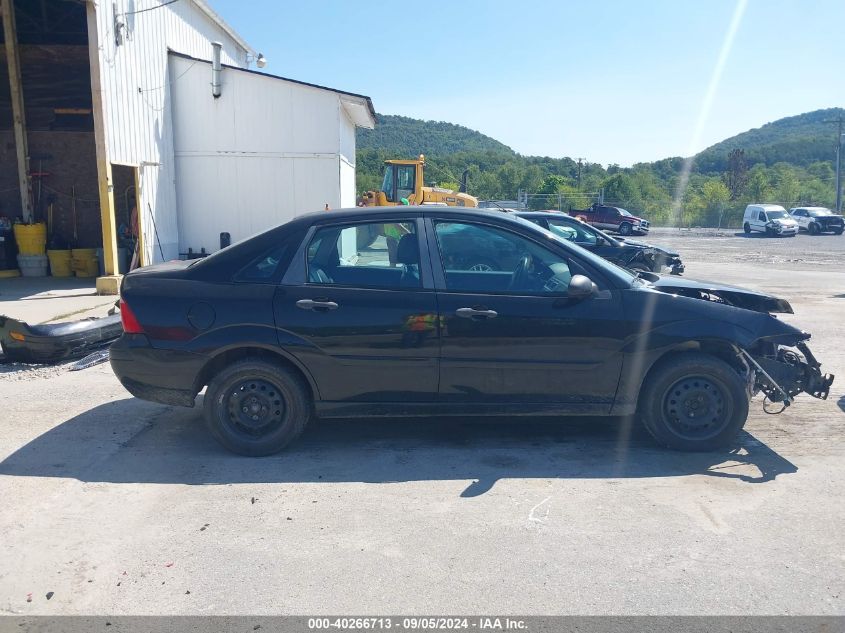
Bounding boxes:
[618,222,632,236]
[204,358,311,456]
[809,222,819,235]
[638,353,748,451]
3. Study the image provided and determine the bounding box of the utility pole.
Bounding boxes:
[576,158,585,191]
[827,112,843,213]
[837,117,843,213]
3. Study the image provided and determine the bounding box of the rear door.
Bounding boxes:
[427,216,626,411]
[273,217,439,403]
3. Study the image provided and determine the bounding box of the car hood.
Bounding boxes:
[649,276,793,314]
[620,239,679,257]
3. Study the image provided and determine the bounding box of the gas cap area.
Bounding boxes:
[187,302,216,331]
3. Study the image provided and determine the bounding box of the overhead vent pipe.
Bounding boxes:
[211,41,222,98]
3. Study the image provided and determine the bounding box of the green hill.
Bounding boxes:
[357,114,515,156]
[694,108,844,173]
[355,109,841,225]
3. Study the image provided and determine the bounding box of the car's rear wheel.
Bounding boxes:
[743,222,751,234]
[204,359,311,456]
[809,222,819,235]
[618,222,632,236]
[638,353,748,451]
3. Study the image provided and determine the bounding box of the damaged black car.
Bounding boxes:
[110,207,833,456]
[516,211,684,274]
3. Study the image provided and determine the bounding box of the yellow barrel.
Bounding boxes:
[47,249,73,277]
[13,222,47,255]
[71,248,99,277]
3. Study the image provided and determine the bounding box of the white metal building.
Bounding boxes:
[169,52,375,255]
[0,0,374,293]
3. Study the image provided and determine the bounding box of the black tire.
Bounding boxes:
[638,352,748,452]
[809,222,819,235]
[765,226,775,237]
[618,222,632,236]
[743,223,751,234]
[835,228,844,235]
[204,358,311,456]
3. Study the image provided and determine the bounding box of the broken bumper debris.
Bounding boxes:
[0,313,122,364]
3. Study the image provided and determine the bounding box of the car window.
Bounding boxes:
[434,221,572,295]
[548,219,597,246]
[758,211,766,221]
[235,236,298,283]
[307,221,421,289]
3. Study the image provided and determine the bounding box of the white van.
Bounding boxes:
[743,204,798,237]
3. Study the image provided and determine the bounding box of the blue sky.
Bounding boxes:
[213,0,844,166]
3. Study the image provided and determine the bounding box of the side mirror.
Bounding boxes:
[568,274,596,300]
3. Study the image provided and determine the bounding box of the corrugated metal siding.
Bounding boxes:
[93,0,248,263]
[170,54,356,253]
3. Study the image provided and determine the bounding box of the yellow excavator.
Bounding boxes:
[360,155,478,207]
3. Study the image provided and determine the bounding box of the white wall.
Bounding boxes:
[169,54,361,253]
[92,0,248,263]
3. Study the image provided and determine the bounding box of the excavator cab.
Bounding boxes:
[380,162,418,203]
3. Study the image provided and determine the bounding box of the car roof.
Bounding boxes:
[749,204,786,211]
[790,206,829,212]
[294,205,507,224]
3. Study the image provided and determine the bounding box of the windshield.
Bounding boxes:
[767,210,788,219]
[809,208,833,217]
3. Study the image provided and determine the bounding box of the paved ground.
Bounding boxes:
[0,277,112,324]
[0,230,844,615]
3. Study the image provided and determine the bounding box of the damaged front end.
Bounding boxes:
[739,338,834,412]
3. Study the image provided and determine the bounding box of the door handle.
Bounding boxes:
[296,299,339,311]
[455,307,498,319]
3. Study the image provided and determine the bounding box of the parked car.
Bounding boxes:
[517,211,683,274]
[743,204,798,236]
[569,203,650,236]
[789,207,844,235]
[111,207,833,456]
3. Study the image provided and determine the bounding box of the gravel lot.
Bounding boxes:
[1,229,844,616]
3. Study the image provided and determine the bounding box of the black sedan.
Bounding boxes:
[111,207,833,456]
[517,211,684,274]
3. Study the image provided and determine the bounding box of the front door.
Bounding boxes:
[273,218,439,402]
[429,218,626,411]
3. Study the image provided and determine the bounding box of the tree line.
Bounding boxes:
[357,147,839,227]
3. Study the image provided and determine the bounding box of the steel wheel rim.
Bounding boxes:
[661,375,732,441]
[224,378,286,437]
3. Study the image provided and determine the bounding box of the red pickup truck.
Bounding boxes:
[569,204,650,236]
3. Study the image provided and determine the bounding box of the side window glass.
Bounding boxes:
[236,242,291,282]
[759,211,766,221]
[434,222,572,295]
[396,165,415,202]
[306,221,420,289]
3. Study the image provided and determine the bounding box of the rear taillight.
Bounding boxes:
[120,301,145,334]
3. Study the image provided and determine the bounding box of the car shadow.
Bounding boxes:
[0,397,797,495]
[732,232,793,239]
